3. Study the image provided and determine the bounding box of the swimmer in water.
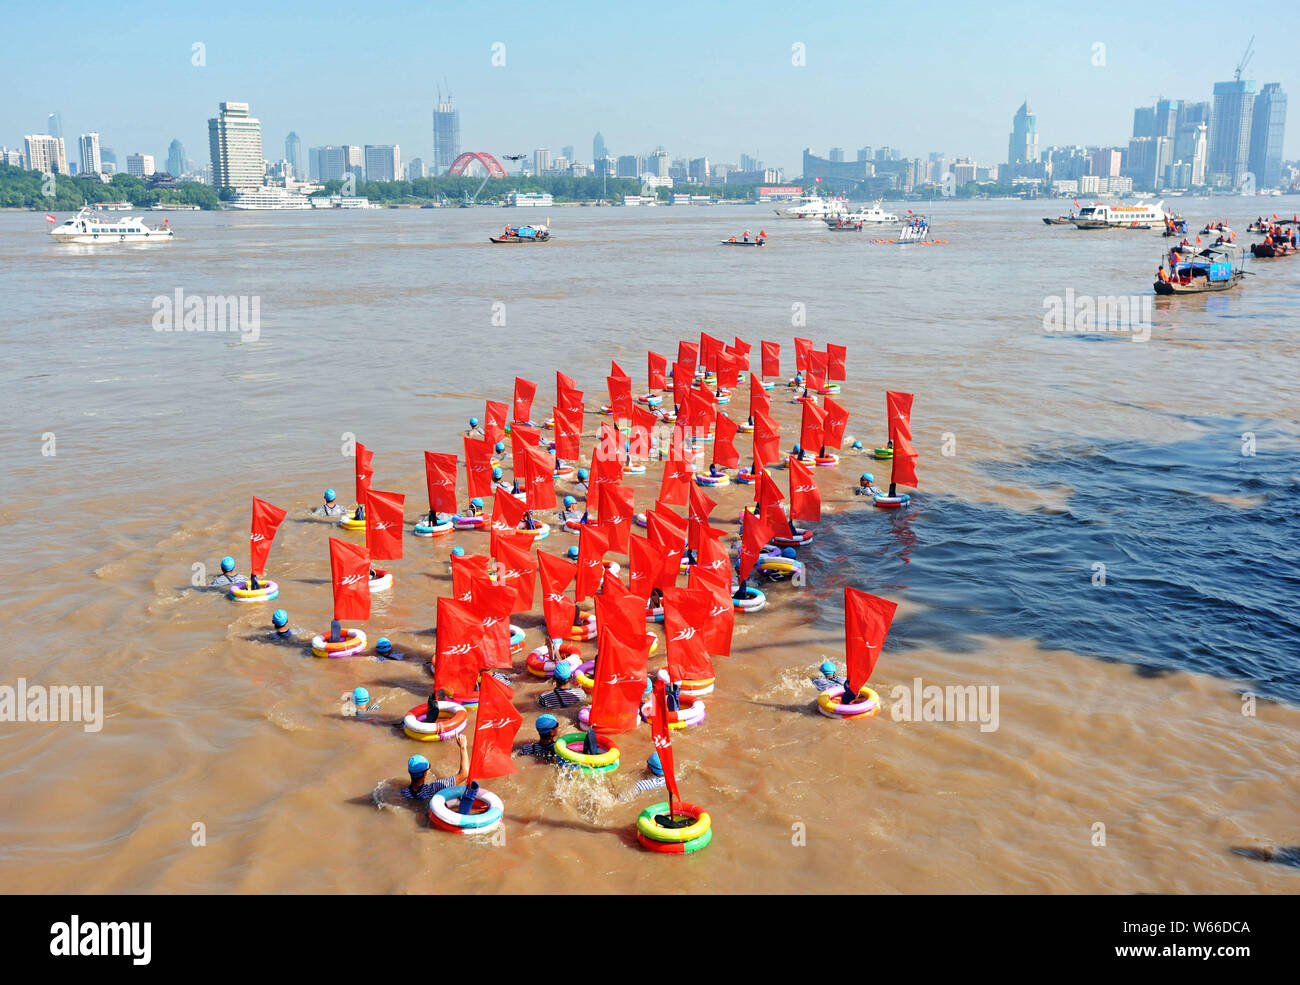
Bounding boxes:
[209,556,240,587]
[558,495,579,523]
[617,752,668,802]
[374,637,399,660]
[311,488,347,517]
[269,608,304,643]
[466,416,483,437]
[811,660,850,693]
[516,714,560,762]
[538,662,585,709]
[856,472,883,497]
[402,735,469,802]
[573,468,589,494]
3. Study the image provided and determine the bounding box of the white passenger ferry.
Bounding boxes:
[227,187,315,210]
[49,207,175,244]
[1071,200,1168,229]
[773,192,847,219]
[825,199,899,226]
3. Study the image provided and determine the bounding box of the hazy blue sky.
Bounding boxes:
[4,0,1297,172]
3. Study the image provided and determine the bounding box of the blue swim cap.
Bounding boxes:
[451,546,465,557]
[324,488,337,502]
[577,468,589,480]
[272,608,288,627]
[471,497,483,508]
[376,637,392,654]
[554,662,573,682]
[647,752,663,776]
[567,546,579,560]
[469,417,479,427]
[353,686,370,706]
[492,467,503,480]
[495,442,505,453]
[821,661,836,676]
[793,444,803,455]
[407,754,430,775]
[536,714,558,733]
[563,495,576,507]
[220,556,235,572]
[862,472,874,481]
[782,547,797,559]
[852,440,863,450]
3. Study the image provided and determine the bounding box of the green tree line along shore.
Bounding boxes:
[2,161,1026,212]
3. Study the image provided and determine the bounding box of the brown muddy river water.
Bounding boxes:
[1,199,1297,892]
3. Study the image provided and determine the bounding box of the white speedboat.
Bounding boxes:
[826,200,899,226]
[773,193,847,219]
[49,207,175,244]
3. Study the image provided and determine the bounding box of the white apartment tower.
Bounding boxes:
[208,101,265,190]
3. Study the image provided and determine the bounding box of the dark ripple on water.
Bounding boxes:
[823,425,1300,703]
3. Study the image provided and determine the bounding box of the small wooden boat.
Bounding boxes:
[1042,216,1073,225]
[827,221,864,231]
[1154,243,1246,294]
[721,239,765,246]
[1250,239,1296,259]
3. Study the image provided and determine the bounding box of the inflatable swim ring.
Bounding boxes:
[678,676,715,697]
[770,528,814,547]
[873,493,911,509]
[872,447,894,460]
[814,454,839,467]
[640,696,706,730]
[695,473,730,487]
[554,732,619,773]
[338,514,366,531]
[413,518,454,537]
[428,784,504,834]
[452,513,486,529]
[369,569,393,592]
[525,643,582,678]
[402,700,468,742]
[730,585,767,612]
[636,801,711,846]
[311,628,367,658]
[228,578,279,602]
[816,685,881,721]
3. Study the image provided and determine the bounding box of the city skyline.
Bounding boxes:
[3,2,1299,177]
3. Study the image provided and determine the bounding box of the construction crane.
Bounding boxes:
[1234,35,1255,81]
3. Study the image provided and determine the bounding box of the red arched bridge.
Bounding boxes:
[446,152,508,178]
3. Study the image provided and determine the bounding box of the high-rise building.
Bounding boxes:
[285,132,302,178]
[79,132,102,175]
[1173,102,1211,163]
[1248,83,1287,188]
[1090,147,1122,178]
[616,154,641,178]
[829,147,845,163]
[688,157,710,183]
[364,144,401,182]
[407,157,425,180]
[208,101,264,190]
[47,113,63,140]
[534,148,551,174]
[126,153,156,177]
[433,96,460,173]
[1007,102,1038,163]
[1124,136,1171,190]
[858,146,872,162]
[24,135,67,174]
[648,148,670,177]
[561,145,574,162]
[593,131,606,166]
[1208,79,1256,187]
[166,139,185,177]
